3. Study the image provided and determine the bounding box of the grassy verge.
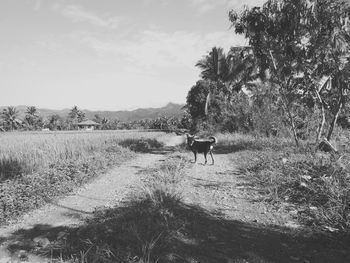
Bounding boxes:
[0,131,165,224]
[218,133,350,232]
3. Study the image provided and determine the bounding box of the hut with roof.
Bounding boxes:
[77,120,100,130]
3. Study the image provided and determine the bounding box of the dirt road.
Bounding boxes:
[0,134,349,262]
[0,135,186,262]
[0,153,169,261]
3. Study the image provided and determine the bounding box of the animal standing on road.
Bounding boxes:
[186,134,217,165]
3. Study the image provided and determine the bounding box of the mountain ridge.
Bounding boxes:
[0,103,185,122]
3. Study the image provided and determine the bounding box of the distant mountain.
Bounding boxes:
[0,103,185,122]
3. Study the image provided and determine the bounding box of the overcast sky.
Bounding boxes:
[0,0,264,110]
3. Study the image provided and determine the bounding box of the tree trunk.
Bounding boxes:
[315,89,326,143]
[289,111,300,147]
[280,88,299,147]
[326,80,344,141]
[327,98,343,141]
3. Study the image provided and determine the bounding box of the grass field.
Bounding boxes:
[0,130,167,223]
[0,130,167,181]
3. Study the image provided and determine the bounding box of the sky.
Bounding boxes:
[0,0,264,111]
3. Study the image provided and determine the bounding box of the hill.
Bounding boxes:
[0,103,185,122]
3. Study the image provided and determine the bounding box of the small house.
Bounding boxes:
[77,120,100,130]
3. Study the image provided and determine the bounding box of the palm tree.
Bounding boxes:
[68,106,83,129]
[196,47,227,82]
[2,106,19,131]
[196,47,229,115]
[196,46,257,115]
[24,106,40,129]
[69,106,80,120]
[26,106,38,117]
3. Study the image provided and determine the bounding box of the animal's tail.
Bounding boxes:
[209,136,217,144]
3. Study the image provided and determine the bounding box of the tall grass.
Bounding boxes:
[0,131,163,181]
[0,130,167,224]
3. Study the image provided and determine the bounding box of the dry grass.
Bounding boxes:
[0,130,167,224]
[0,130,163,181]
[216,133,350,231]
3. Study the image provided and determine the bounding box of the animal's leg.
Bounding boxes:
[193,152,197,163]
[210,151,214,165]
[204,152,208,165]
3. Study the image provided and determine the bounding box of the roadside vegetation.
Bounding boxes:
[0,131,166,224]
[214,132,350,232]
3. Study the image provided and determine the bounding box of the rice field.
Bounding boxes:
[0,130,169,223]
[0,130,165,181]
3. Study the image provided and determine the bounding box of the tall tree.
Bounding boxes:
[230,0,350,145]
[196,47,229,115]
[24,106,41,130]
[196,46,257,116]
[305,0,350,141]
[2,106,19,131]
[68,106,85,129]
[186,80,228,132]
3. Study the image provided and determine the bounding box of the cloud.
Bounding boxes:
[226,0,265,10]
[54,4,125,29]
[70,29,247,73]
[33,0,42,10]
[188,0,264,14]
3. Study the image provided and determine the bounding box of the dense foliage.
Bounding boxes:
[183,0,350,142]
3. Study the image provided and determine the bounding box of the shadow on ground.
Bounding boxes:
[1,191,349,263]
[118,137,187,155]
[213,138,295,155]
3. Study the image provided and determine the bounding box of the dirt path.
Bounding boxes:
[0,152,170,262]
[177,152,349,263]
[180,153,294,226]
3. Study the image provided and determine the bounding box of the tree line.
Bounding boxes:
[0,105,191,132]
[185,0,350,145]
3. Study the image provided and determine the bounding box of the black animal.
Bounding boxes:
[186,134,217,165]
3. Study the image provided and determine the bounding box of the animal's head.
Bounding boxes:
[186,133,196,147]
